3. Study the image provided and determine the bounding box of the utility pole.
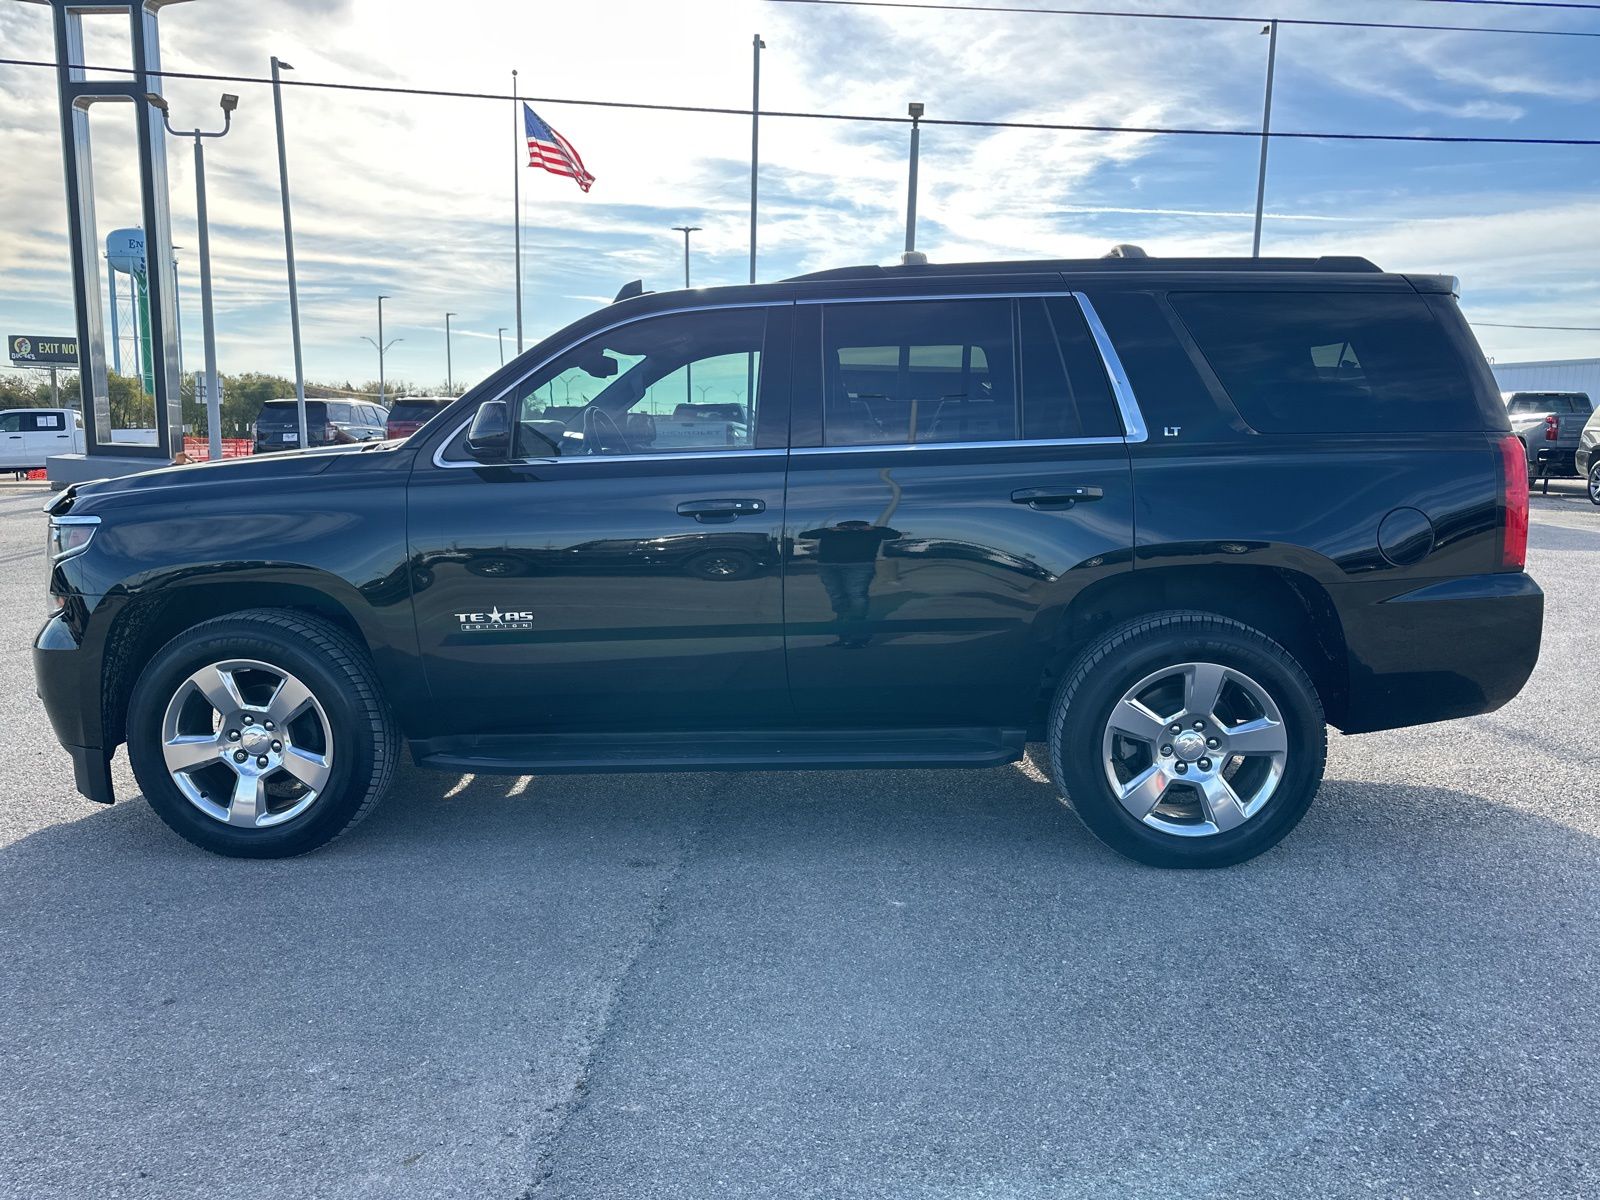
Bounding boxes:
[905,102,924,257]
[1252,21,1279,259]
[672,226,701,408]
[148,90,236,461]
[497,326,508,366]
[512,68,524,353]
[361,294,402,407]
[270,57,308,450]
[749,34,765,285]
[444,311,457,393]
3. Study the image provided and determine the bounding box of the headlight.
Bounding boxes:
[48,514,99,561]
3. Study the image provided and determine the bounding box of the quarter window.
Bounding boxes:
[1171,292,1487,434]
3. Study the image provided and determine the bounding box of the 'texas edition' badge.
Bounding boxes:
[455,607,536,632]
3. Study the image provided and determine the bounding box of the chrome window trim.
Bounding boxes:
[791,436,1126,457]
[430,297,788,470]
[429,288,1150,467]
[801,289,1148,445]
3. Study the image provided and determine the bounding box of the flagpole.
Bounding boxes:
[749,34,764,285]
[512,68,524,353]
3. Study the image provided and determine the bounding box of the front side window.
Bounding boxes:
[0,413,21,434]
[509,307,766,457]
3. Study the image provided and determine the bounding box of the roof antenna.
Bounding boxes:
[900,250,929,266]
[1103,244,1148,259]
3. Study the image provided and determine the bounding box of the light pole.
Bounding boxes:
[361,294,401,406]
[749,34,765,285]
[270,56,308,451]
[497,326,508,366]
[147,90,236,462]
[444,311,457,393]
[1252,21,1279,259]
[905,102,924,257]
[671,226,701,408]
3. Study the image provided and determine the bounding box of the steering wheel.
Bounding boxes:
[581,406,632,455]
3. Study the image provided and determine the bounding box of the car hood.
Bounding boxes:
[54,439,413,512]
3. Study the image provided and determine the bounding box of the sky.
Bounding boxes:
[1,0,1598,398]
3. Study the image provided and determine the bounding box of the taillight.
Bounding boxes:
[1496,434,1528,570]
[1545,413,1559,442]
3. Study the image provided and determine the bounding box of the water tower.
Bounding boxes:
[105,226,182,395]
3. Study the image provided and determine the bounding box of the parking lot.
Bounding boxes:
[1,476,1595,1199]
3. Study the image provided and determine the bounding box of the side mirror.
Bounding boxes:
[464,400,511,461]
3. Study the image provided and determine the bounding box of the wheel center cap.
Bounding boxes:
[240,726,271,756]
[1173,730,1207,762]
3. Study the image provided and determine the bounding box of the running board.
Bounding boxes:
[411,728,1028,775]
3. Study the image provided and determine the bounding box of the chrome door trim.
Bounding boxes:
[790,436,1126,457]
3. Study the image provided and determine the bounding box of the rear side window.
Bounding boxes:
[819,298,1121,447]
[1171,292,1487,433]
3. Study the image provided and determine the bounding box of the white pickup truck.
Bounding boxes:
[0,407,84,470]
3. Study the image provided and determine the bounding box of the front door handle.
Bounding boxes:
[1011,485,1104,511]
[676,498,767,523]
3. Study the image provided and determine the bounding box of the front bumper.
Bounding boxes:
[33,611,114,804]
[1336,572,1543,735]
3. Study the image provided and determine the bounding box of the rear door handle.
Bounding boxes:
[676,498,766,523]
[1011,485,1103,510]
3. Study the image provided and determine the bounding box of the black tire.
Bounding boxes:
[1047,610,1326,869]
[127,608,398,858]
[1588,461,1600,506]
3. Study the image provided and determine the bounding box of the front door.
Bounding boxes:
[0,412,25,468]
[783,294,1136,728]
[408,303,791,736]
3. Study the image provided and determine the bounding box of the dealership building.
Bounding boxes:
[1491,357,1600,397]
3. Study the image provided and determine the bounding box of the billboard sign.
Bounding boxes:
[8,334,79,365]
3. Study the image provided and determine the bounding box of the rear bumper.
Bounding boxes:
[1336,572,1543,734]
[33,611,114,804]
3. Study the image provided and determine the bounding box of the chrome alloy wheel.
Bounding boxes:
[1100,661,1289,838]
[1588,462,1600,505]
[159,659,334,829]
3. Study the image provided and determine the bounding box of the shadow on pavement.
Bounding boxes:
[2,763,1596,1199]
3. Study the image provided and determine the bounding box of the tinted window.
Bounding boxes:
[26,412,64,431]
[508,307,765,456]
[257,401,328,427]
[389,399,448,423]
[1172,292,1488,433]
[1507,393,1589,415]
[822,300,1016,446]
[0,413,21,433]
[1019,298,1123,439]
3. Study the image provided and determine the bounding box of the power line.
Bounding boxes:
[766,0,1600,37]
[2,57,1599,147]
[1474,321,1600,331]
[1408,0,1600,10]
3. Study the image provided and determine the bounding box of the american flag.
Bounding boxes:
[524,103,594,193]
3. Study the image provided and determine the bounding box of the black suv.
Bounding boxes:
[253,398,389,452]
[34,253,1543,867]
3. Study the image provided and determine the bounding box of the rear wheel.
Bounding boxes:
[1048,611,1326,868]
[1588,460,1600,506]
[127,609,398,857]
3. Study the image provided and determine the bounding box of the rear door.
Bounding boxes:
[24,410,72,462]
[782,292,1136,727]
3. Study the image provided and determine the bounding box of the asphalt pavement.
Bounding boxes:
[1,476,1596,1199]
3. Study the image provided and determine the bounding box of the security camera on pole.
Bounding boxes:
[147,90,236,462]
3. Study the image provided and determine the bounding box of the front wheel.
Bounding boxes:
[127,609,398,858]
[1588,460,1600,506]
[1048,611,1327,868]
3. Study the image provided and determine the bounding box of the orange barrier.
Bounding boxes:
[16,438,254,480]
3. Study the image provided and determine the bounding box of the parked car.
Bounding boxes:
[35,249,1543,868]
[0,407,83,470]
[1504,391,1593,479]
[252,398,388,453]
[1577,405,1600,505]
[385,396,453,440]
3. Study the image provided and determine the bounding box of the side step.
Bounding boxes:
[411,728,1028,775]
